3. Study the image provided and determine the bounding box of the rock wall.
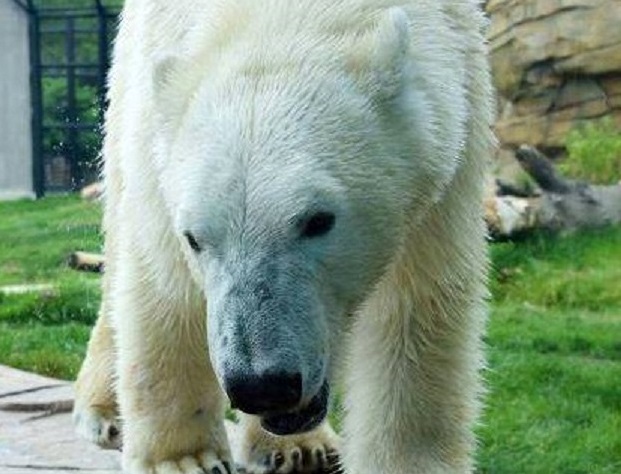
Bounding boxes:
[487,0,621,155]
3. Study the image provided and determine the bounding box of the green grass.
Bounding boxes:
[0,196,620,472]
[0,195,102,285]
[559,118,621,185]
[480,228,621,473]
[480,304,621,473]
[0,195,102,379]
[490,229,621,311]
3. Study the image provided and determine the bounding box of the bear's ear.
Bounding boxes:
[347,7,411,102]
[152,53,198,120]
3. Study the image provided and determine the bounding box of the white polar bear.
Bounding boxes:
[73,0,494,473]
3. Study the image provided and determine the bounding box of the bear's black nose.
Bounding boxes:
[224,370,303,415]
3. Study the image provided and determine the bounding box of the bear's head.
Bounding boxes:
[153,8,458,434]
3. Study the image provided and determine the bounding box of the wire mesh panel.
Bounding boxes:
[15,0,121,196]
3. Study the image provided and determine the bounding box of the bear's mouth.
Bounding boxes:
[260,381,329,435]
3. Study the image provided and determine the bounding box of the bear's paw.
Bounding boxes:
[125,451,234,474]
[237,417,340,474]
[73,403,122,450]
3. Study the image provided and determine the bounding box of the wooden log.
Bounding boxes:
[67,251,105,273]
[80,181,103,201]
[514,145,574,194]
[486,145,621,238]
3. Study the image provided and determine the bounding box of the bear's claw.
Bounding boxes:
[125,451,235,474]
[237,417,340,474]
[249,445,337,473]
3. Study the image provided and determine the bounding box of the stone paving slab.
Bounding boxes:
[0,365,121,474]
[0,366,249,474]
[0,365,330,474]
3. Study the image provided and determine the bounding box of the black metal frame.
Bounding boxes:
[11,0,120,197]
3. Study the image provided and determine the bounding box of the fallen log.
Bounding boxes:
[67,251,105,273]
[486,145,621,239]
[80,181,103,201]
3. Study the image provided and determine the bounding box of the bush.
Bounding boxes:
[559,118,621,184]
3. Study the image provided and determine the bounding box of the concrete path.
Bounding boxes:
[0,366,309,474]
[0,365,121,474]
[0,366,338,474]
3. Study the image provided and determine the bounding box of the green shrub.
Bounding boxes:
[42,76,102,182]
[559,118,621,184]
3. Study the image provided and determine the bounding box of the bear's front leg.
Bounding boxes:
[344,288,485,474]
[74,306,121,449]
[342,198,488,474]
[114,254,233,474]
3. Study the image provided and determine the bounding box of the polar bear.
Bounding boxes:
[73,0,494,473]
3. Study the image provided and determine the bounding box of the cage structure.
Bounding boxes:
[11,0,121,196]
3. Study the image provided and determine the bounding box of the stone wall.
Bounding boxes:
[486,0,621,155]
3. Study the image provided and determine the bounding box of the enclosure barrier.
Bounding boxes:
[9,0,120,197]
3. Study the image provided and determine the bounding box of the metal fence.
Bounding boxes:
[11,0,121,196]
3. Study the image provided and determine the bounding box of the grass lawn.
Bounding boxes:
[482,231,621,473]
[0,195,102,378]
[1,195,619,473]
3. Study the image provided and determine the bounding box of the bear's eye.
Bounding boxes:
[183,231,202,252]
[300,211,336,239]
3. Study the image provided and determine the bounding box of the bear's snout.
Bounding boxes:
[224,369,303,415]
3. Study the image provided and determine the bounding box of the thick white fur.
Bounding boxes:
[74,1,494,473]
